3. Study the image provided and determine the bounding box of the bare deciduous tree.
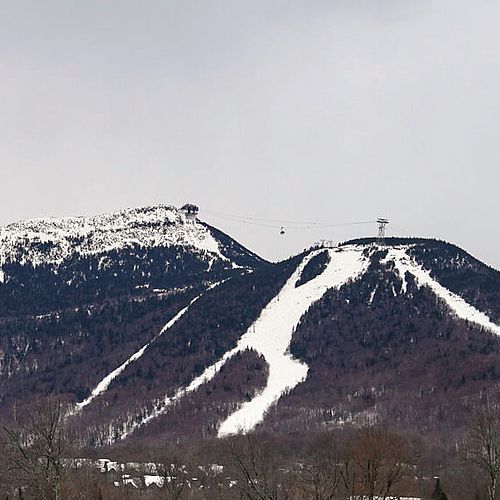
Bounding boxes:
[297,432,343,500]
[342,426,415,500]
[464,399,500,500]
[225,434,293,500]
[4,399,67,500]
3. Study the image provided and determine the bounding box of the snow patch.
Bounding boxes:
[368,284,378,305]
[144,475,164,487]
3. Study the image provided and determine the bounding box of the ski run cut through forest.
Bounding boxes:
[68,244,500,442]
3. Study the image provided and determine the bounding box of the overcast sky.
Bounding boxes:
[1,1,499,267]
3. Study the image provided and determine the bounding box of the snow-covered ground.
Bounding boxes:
[0,204,226,268]
[120,246,370,439]
[384,247,500,336]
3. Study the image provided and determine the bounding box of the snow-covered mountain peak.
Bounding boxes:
[0,204,225,267]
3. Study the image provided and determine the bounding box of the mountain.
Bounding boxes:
[0,208,499,448]
[0,204,267,423]
[81,237,497,447]
[0,204,264,316]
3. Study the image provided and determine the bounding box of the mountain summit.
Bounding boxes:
[0,204,263,316]
[0,204,263,269]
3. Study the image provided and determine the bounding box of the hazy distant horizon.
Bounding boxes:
[1,1,499,268]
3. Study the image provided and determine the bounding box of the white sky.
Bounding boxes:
[1,1,499,267]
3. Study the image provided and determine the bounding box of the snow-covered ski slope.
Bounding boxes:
[384,247,500,336]
[218,246,370,436]
[71,282,224,416]
[119,246,370,440]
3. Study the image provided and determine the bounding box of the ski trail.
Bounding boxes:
[385,247,500,336]
[72,283,222,415]
[119,246,369,440]
[119,346,241,439]
[217,246,369,436]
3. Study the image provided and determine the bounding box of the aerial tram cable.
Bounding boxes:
[204,209,329,226]
[203,209,378,235]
